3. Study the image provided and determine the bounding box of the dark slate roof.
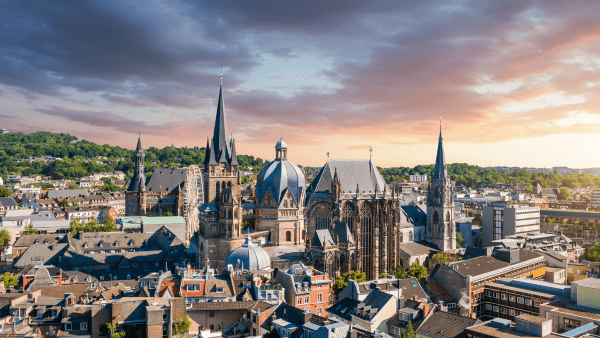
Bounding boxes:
[400,205,427,226]
[14,243,69,269]
[256,153,305,207]
[433,129,448,180]
[230,137,239,166]
[357,278,428,302]
[47,189,88,199]
[326,297,360,322]
[361,288,395,314]
[261,303,306,330]
[313,230,335,248]
[211,85,232,165]
[416,310,477,338]
[332,222,354,244]
[0,197,18,208]
[310,160,387,196]
[136,134,143,151]
[145,168,187,193]
[13,234,68,247]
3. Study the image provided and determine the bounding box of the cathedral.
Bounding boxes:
[305,128,455,280]
[197,82,246,270]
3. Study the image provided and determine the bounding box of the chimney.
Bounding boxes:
[423,303,430,316]
[413,295,418,301]
[438,300,445,312]
[303,311,312,323]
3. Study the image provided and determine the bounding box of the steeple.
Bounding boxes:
[212,84,231,164]
[136,132,143,152]
[127,134,146,192]
[433,123,447,180]
[230,136,239,166]
[208,140,218,165]
[203,137,210,166]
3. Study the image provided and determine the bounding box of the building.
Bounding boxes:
[465,315,564,338]
[197,83,245,271]
[567,261,588,284]
[125,134,200,243]
[224,235,271,272]
[409,174,427,183]
[254,139,306,246]
[337,277,428,303]
[425,128,456,252]
[334,288,398,333]
[415,309,478,338]
[592,189,600,209]
[273,263,330,316]
[482,203,540,247]
[430,249,546,317]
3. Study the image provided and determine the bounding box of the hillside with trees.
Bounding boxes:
[0,131,264,180]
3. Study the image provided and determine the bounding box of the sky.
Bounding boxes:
[2,1,600,168]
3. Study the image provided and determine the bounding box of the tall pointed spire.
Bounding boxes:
[203,137,211,166]
[230,136,239,166]
[208,139,218,165]
[136,131,143,152]
[212,82,231,164]
[433,122,447,180]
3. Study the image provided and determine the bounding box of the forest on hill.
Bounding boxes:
[2,131,599,189]
[0,132,264,180]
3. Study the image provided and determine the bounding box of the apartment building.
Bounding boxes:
[482,203,540,247]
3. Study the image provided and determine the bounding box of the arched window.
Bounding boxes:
[286,231,291,242]
[339,253,347,274]
[215,182,220,201]
[314,205,330,230]
[435,187,440,199]
[342,203,354,231]
[284,201,288,208]
[433,211,439,223]
[227,181,231,188]
[221,181,226,191]
[409,231,413,241]
[360,203,373,280]
[302,230,306,240]
[446,212,451,222]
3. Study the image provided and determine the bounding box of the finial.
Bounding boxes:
[327,152,329,159]
[220,62,223,86]
[369,146,373,161]
[440,117,442,130]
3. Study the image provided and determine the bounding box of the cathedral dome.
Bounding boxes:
[225,236,271,271]
[256,140,305,207]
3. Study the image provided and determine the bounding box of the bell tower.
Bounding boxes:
[426,124,456,251]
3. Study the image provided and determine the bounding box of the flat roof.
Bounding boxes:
[487,282,558,299]
[572,278,600,289]
[466,322,564,338]
[545,301,600,321]
[516,314,550,324]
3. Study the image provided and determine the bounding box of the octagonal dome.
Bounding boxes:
[225,236,271,271]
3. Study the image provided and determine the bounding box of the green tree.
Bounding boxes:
[558,187,570,200]
[21,224,37,235]
[68,218,85,233]
[0,187,11,198]
[406,263,427,280]
[107,323,126,338]
[68,184,80,190]
[400,322,416,338]
[0,230,10,251]
[101,216,119,232]
[467,210,475,217]
[562,219,568,225]
[60,199,70,207]
[378,273,387,279]
[164,211,174,216]
[430,253,453,265]
[582,243,600,262]
[548,219,556,224]
[457,232,465,248]
[172,315,191,335]
[390,263,408,279]
[0,272,18,288]
[333,270,367,296]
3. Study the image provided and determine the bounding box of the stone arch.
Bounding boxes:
[221,181,226,190]
[326,254,335,276]
[284,200,288,208]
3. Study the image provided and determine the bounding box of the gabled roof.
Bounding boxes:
[145,168,187,193]
[400,205,427,226]
[416,310,477,338]
[332,222,354,244]
[398,241,438,256]
[312,230,335,248]
[310,160,387,196]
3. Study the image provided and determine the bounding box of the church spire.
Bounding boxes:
[203,137,210,166]
[230,136,239,166]
[208,139,218,165]
[212,83,231,164]
[136,131,143,152]
[127,134,146,192]
[433,123,447,180]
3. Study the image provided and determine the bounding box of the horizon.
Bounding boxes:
[3,2,600,168]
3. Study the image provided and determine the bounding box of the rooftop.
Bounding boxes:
[466,320,564,338]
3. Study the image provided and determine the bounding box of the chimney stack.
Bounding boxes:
[413,295,418,301]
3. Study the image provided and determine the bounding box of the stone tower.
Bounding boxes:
[125,133,147,216]
[426,127,456,251]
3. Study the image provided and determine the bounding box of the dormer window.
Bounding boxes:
[100,276,104,281]
[127,274,131,280]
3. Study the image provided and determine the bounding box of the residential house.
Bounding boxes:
[273,263,331,317]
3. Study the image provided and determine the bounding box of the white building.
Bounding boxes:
[482,203,540,247]
[409,174,427,183]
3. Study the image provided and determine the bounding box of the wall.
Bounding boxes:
[188,308,247,332]
[577,285,600,310]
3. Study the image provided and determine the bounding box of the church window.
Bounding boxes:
[435,187,440,199]
[433,211,439,224]
[286,231,291,242]
[227,181,231,189]
[221,182,226,191]
[339,254,347,273]
[360,203,373,280]
[284,200,288,208]
[314,205,330,230]
[342,204,354,231]
[302,230,306,240]
[409,231,413,241]
[446,212,451,222]
[215,182,220,201]
[400,232,404,243]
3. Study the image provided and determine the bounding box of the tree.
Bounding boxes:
[390,263,408,279]
[400,322,416,338]
[558,187,570,200]
[68,218,85,233]
[107,323,126,338]
[0,187,11,198]
[378,273,387,279]
[406,263,427,280]
[0,272,18,288]
[164,211,174,216]
[467,210,474,217]
[0,230,10,251]
[333,270,367,296]
[101,216,119,232]
[68,184,80,190]
[172,315,191,335]
[22,224,37,235]
[457,232,465,248]
[60,199,70,207]
[430,253,453,265]
[582,243,600,262]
